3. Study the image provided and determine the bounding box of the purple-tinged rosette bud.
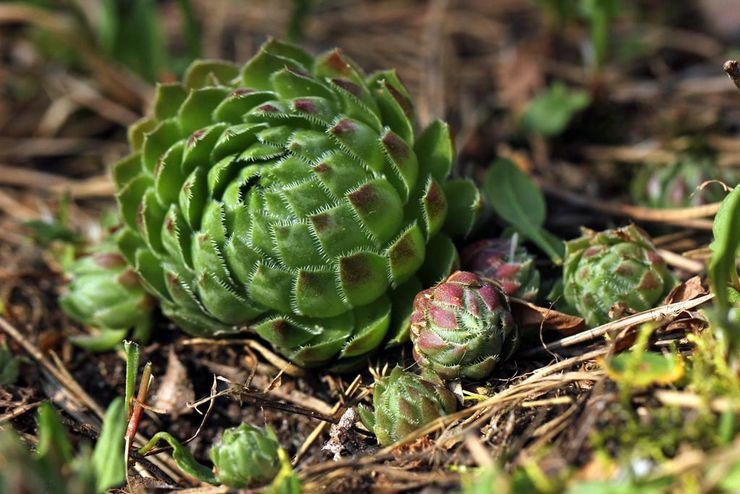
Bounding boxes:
[409,271,518,380]
[461,236,540,301]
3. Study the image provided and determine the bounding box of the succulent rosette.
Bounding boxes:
[60,235,154,343]
[409,271,518,381]
[358,366,457,446]
[630,156,731,209]
[210,424,281,488]
[112,38,480,368]
[563,224,675,327]
[460,237,540,301]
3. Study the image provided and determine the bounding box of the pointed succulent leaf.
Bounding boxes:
[441,178,481,237]
[385,277,423,346]
[154,83,188,120]
[415,120,454,181]
[184,59,239,90]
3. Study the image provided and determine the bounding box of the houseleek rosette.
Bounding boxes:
[112,38,479,368]
[409,271,518,380]
[210,424,281,488]
[358,366,457,446]
[630,156,732,209]
[460,237,540,301]
[563,225,676,327]
[60,234,154,346]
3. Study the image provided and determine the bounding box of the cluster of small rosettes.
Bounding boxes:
[409,271,519,380]
[209,424,281,488]
[111,38,479,368]
[460,237,540,302]
[563,224,676,327]
[358,366,457,446]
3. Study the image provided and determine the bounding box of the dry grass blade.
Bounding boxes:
[656,249,705,273]
[540,181,717,229]
[0,316,104,418]
[0,400,41,423]
[520,293,714,357]
[180,337,307,377]
[0,165,115,199]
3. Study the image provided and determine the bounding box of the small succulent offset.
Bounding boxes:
[210,424,281,488]
[630,156,731,209]
[563,225,675,327]
[358,366,457,446]
[409,271,519,381]
[111,38,479,369]
[460,236,540,301]
[60,234,154,344]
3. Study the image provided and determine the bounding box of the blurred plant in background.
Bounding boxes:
[9,0,201,81]
[631,154,735,209]
[536,0,621,69]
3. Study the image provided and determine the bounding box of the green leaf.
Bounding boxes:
[124,341,140,419]
[98,0,168,81]
[177,0,202,62]
[266,449,301,494]
[709,186,740,313]
[138,432,217,484]
[521,81,590,137]
[0,344,19,386]
[603,351,684,388]
[91,398,126,493]
[578,0,621,68]
[70,329,129,352]
[23,220,83,246]
[719,461,740,492]
[483,158,564,263]
[36,402,74,469]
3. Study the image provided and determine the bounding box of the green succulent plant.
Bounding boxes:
[409,271,519,380]
[112,38,479,369]
[60,233,154,347]
[210,424,281,488]
[563,224,676,327]
[358,366,457,446]
[460,236,540,302]
[630,156,732,209]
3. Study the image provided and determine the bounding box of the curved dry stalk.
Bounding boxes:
[520,293,714,357]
